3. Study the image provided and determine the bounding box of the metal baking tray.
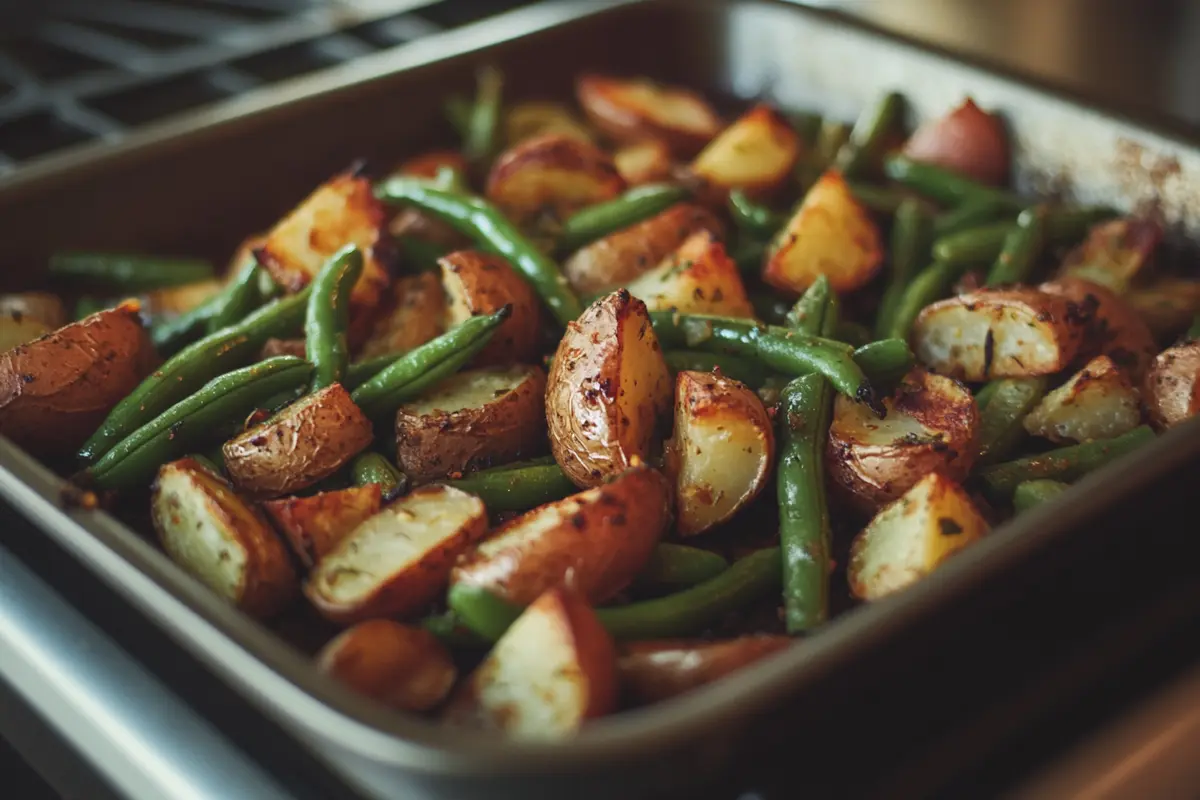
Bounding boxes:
[2,0,1200,797]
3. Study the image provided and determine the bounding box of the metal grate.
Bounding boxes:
[0,0,536,177]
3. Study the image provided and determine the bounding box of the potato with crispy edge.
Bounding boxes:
[0,304,156,457]
[504,101,596,147]
[223,383,373,498]
[143,279,224,319]
[1144,341,1200,430]
[1039,277,1157,379]
[390,149,469,181]
[306,485,487,624]
[618,636,792,705]
[358,272,446,359]
[614,139,674,186]
[451,465,670,605]
[1056,217,1161,293]
[317,620,457,713]
[576,74,722,157]
[151,458,297,619]
[546,290,672,487]
[763,169,883,295]
[1127,279,1200,343]
[665,371,774,536]
[396,365,548,483]
[0,292,67,329]
[1023,355,1141,444]
[911,288,1087,382]
[440,251,543,366]
[848,472,989,601]
[485,134,625,229]
[625,231,756,318]
[262,484,382,569]
[563,203,725,296]
[690,104,802,199]
[828,369,979,513]
[444,586,616,738]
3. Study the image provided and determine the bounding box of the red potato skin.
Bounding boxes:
[316,620,457,713]
[393,150,469,180]
[485,133,626,226]
[902,98,1010,186]
[439,251,544,366]
[1143,341,1200,431]
[575,74,722,158]
[1039,277,1158,379]
[618,636,793,705]
[262,484,382,569]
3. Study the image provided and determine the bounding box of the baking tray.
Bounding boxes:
[2,1,1200,798]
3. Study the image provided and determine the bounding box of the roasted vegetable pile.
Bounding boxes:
[2,68,1196,739]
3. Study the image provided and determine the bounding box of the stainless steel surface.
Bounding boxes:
[1,1,1200,798]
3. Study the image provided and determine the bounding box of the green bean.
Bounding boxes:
[835,91,905,180]
[446,460,576,511]
[728,190,786,237]
[798,120,851,189]
[151,293,225,355]
[883,259,972,341]
[847,182,911,216]
[750,291,793,326]
[635,544,729,590]
[344,352,407,391]
[1187,313,1200,342]
[305,246,363,391]
[778,374,833,633]
[558,184,689,253]
[188,453,223,476]
[397,236,449,273]
[785,274,834,334]
[49,252,215,292]
[663,350,770,389]
[933,197,1016,238]
[351,452,407,502]
[421,609,488,648]
[87,357,313,490]
[464,65,503,166]
[205,259,263,335]
[853,339,915,388]
[976,378,1048,465]
[834,321,872,348]
[1013,480,1070,513]
[932,221,1013,265]
[1043,206,1118,245]
[444,95,472,140]
[876,198,933,338]
[974,380,1001,411]
[986,205,1047,287]
[376,178,583,327]
[979,426,1155,500]
[883,155,1024,210]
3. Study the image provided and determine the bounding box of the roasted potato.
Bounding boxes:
[613,139,674,186]
[358,272,446,359]
[0,292,68,329]
[395,364,547,483]
[504,101,595,147]
[386,151,473,251]
[0,304,156,457]
[618,636,792,705]
[262,484,383,569]
[562,202,725,296]
[151,457,297,619]
[1023,355,1141,443]
[443,586,616,738]
[1126,278,1200,343]
[142,279,223,319]
[911,288,1087,381]
[576,74,722,157]
[451,465,670,605]
[901,98,1010,186]
[665,371,774,536]
[848,471,989,601]
[624,231,756,318]
[828,369,979,513]
[1056,217,1161,293]
[689,104,802,198]
[227,234,265,280]
[485,134,625,228]
[306,485,487,624]
[1143,341,1200,430]
[1039,277,1158,379]
[223,383,373,498]
[317,620,457,713]
[440,251,543,366]
[255,171,392,343]
[390,149,469,181]
[546,291,672,487]
[763,170,884,295]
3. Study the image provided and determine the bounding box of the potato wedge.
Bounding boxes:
[1056,217,1161,293]
[358,272,446,359]
[689,104,802,198]
[828,369,979,513]
[223,383,373,498]
[848,471,989,601]
[624,231,756,318]
[618,636,792,705]
[255,171,392,342]
[546,291,672,487]
[1023,355,1141,444]
[485,134,625,229]
[763,170,883,295]
[1126,278,1200,344]
[317,620,456,713]
[504,101,595,147]
[1039,277,1157,379]
[0,292,67,329]
[451,465,670,605]
[391,149,469,181]
[613,139,674,186]
[143,279,224,319]
[262,484,382,569]
[396,364,548,483]
[440,251,543,366]
[665,371,774,536]
[562,202,725,296]
[911,288,1088,381]
[1144,341,1200,430]
[902,98,1010,186]
[227,234,265,281]
[576,74,722,157]
[444,586,616,737]
[0,304,156,457]
[387,150,472,250]
[306,485,487,624]
[151,458,297,618]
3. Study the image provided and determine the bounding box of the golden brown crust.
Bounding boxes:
[689,104,802,199]
[439,251,544,366]
[358,272,446,359]
[576,74,722,157]
[1039,277,1157,379]
[317,620,457,712]
[262,484,382,568]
